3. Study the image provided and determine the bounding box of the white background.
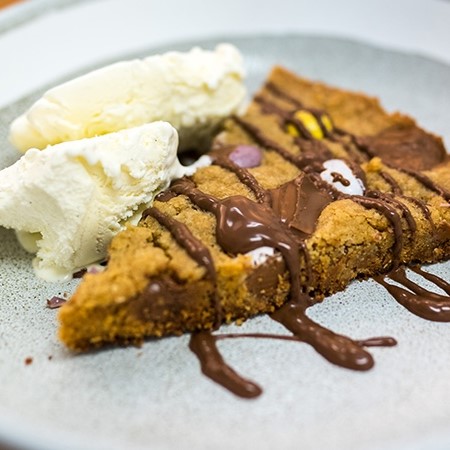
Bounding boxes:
[0,0,450,108]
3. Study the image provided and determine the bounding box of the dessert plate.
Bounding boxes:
[0,35,450,450]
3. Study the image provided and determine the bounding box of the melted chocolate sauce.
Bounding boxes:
[375,266,450,322]
[232,115,304,168]
[255,94,315,140]
[352,194,404,265]
[399,194,434,230]
[399,169,450,202]
[410,266,450,295]
[189,331,262,398]
[140,80,450,398]
[331,171,351,186]
[271,297,374,370]
[143,207,222,325]
[379,171,403,195]
[212,152,270,204]
[366,191,416,234]
[171,178,304,303]
[215,332,396,348]
[356,337,397,347]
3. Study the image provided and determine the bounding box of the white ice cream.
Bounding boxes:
[0,122,209,281]
[9,44,246,153]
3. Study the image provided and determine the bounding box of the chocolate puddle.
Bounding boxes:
[190,296,399,397]
[140,81,450,398]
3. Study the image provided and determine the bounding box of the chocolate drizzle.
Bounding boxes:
[137,78,450,398]
[189,331,262,398]
[375,266,450,322]
[271,297,375,370]
[212,151,270,204]
[380,170,402,195]
[143,207,222,325]
[400,169,450,202]
[171,178,304,304]
[366,191,416,234]
[352,194,404,265]
[190,297,398,396]
[331,171,351,186]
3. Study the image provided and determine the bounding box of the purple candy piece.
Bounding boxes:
[229,145,263,168]
[47,296,67,309]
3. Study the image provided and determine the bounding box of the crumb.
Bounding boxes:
[48,355,53,361]
[24,357,33,365]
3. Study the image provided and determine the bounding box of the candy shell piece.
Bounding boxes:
[229,145,263,168]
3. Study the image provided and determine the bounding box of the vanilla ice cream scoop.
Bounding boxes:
[9,44,246,153]
[0,122,209,281]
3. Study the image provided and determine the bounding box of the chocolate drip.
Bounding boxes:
[264,82,332,138]
[253,84,431,267]
[265,81,303,108]
[146,81,448,398]
[399,168,450,202]
[155,190,177,202]
[400,195,433,226]
[375,266,450,322]
[271,297,375,370]
[333,131,369,164]
[410,266,450,295]
[331,171,351,186]
[255,94,313,140]
[232,115,304,168]
[212,154,270,204]
[143,207,222,325]
[265,80,448,208]
[171,178,304,303]
[294,137,335,159]
[377,172,434,231]
[356,337,397,347]
[216,332,397,348]
[379,171,403,195]
[352,195,404,265]
[366,191,416,234]
[189,331,262,398]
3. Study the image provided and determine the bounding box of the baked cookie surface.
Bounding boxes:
[58,67,450,359]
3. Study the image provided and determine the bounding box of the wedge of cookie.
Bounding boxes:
[59,66,450,356]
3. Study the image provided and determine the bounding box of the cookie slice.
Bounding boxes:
[58,66,450,368]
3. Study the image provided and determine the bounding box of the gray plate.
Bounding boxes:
[0,35,449,450]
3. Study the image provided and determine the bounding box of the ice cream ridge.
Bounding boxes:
[0,44,246,281]
[58,65,450,398]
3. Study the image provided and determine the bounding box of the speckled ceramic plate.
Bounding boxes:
[0,35,450,450]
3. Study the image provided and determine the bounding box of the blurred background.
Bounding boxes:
[1,0,450,109]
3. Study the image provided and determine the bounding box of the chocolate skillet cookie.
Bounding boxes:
[58,66,450,398]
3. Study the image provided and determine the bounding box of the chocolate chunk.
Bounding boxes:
[358,127,447,171]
